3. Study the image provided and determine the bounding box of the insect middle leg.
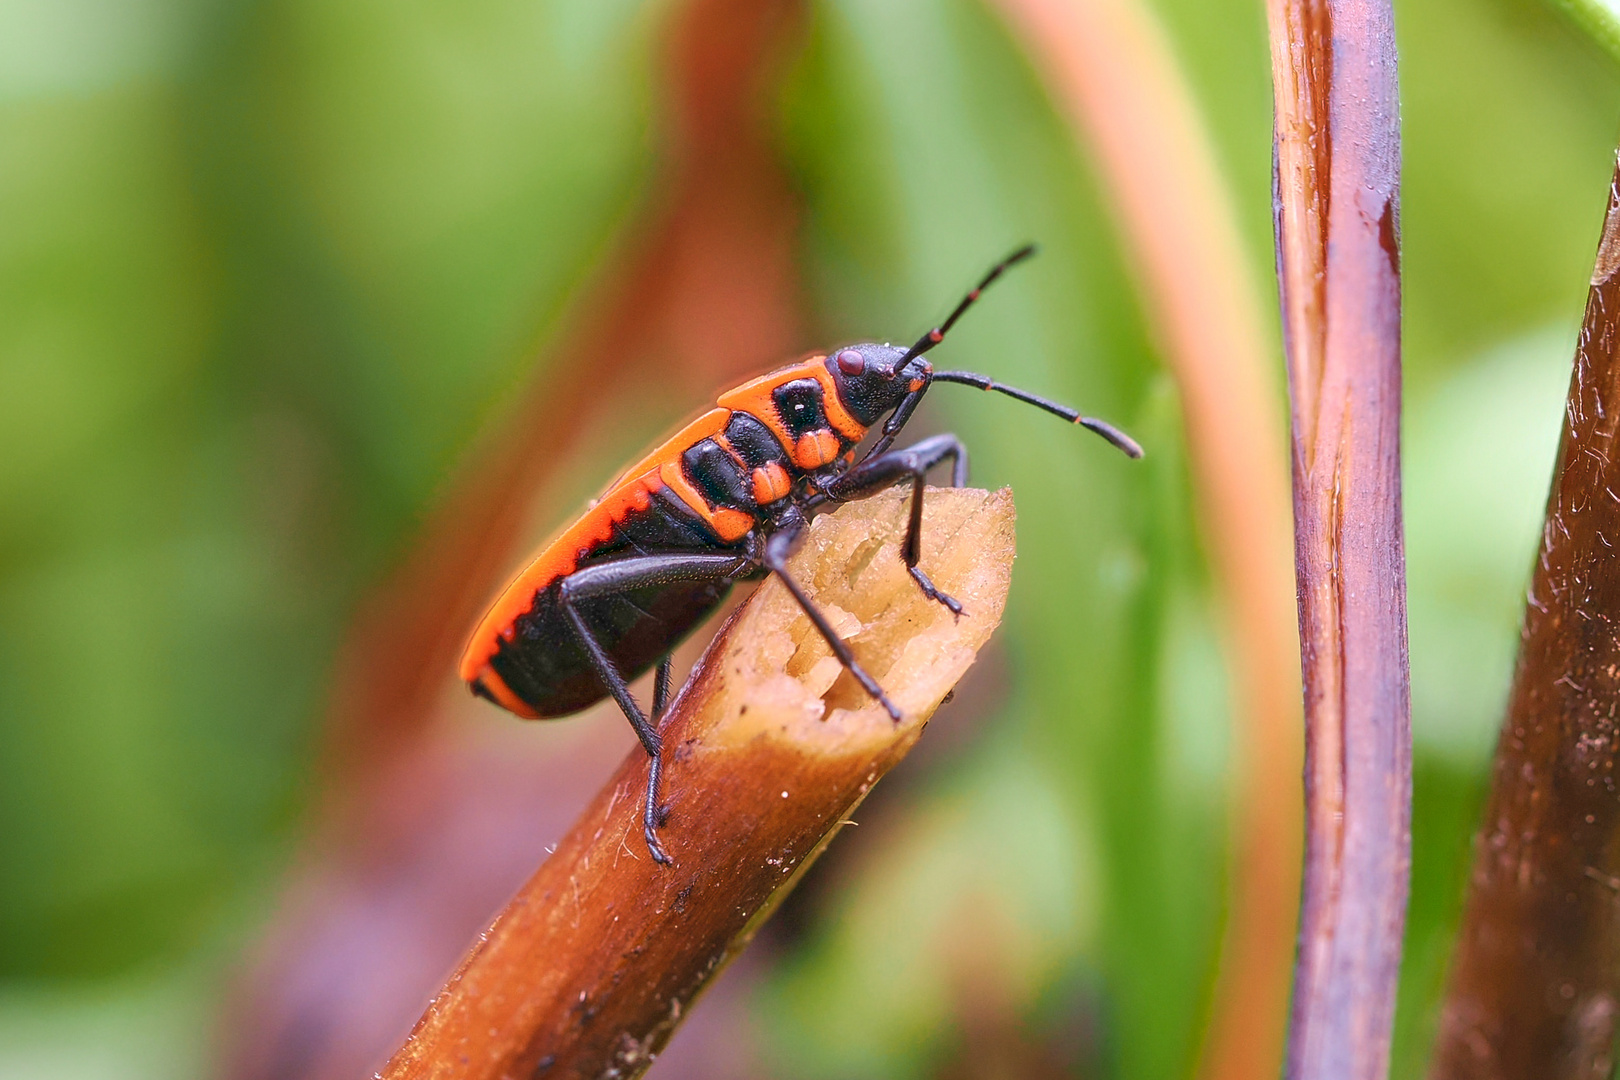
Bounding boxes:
[820,433,969,616]
[558,552,751,864]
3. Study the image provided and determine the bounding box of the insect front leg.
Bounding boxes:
[820,433,969,617]
[764,510,903,721]
[559,552,751,865]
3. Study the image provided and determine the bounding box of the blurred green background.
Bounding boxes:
[1,0,1615,1076]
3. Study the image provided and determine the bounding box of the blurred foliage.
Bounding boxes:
[0,0,661,978]
[2,0,1619,1077]
[1550,0,1620,72]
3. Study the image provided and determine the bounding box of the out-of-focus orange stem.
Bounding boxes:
[987,3,1302,1078]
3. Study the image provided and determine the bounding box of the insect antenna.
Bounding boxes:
[889,244,1141,460]
[897,243,1037,365]
[930,370,1144,459]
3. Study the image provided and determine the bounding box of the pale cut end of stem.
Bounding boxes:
[382,486,1016,1080]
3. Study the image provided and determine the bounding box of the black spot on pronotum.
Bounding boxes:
[771,379,827,438]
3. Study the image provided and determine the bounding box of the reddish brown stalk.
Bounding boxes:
[986,2,1301,1076]
[221,2,809,1076]
[1267,1,1411,1079]
[380,489,1016,1079]
[1429,159,1620,1080]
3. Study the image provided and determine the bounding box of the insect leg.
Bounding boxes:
[652,652,673,719]
[763,513,903,721]
[560,552,751,864]
[561,551,752,755]
[821,433,968,616]
[644,653,674,852]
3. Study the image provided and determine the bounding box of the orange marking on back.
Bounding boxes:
[602,405,759,542]
[463,361,869,712]
[752,462,792,504]
[459,469,660,685]
[609,408,732,490]
[793,429,841,470]
[717,358,865,451]
[716,361,818,451]
[710,508,754,542]
[807,363,868,441]
[657,461,755,542]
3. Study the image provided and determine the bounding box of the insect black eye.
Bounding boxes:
[835,349,865,376]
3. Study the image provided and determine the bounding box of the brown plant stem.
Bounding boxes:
[1267,1,1411,1078]
[984,3,1302,1076]
[1430,157,1620,1080]
[381,488,1015,1079]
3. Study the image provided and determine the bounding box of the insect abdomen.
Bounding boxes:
[477,490,743,717]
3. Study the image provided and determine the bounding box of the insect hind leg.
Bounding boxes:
[764,511,903,722]
[644,654,675,850]
[558,551,751,866]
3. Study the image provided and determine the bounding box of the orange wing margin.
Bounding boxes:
[459,409,736,695]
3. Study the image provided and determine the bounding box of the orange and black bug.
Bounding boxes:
[460,246,1142,864]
